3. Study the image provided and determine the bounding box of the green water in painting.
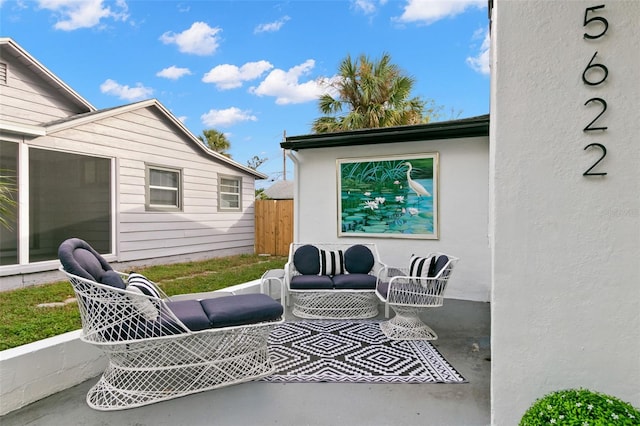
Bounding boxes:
[340,178,434,235]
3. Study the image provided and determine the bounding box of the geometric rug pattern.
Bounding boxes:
[261,321,466,384]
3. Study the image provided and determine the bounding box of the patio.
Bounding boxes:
[0,298,490,426]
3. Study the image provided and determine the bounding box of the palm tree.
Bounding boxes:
[198,129,232,158]
[312,53,431,133]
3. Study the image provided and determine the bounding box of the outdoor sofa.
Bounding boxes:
[284,242,386,319]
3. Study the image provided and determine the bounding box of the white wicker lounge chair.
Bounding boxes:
[58,238,284,411]
[375,253,459,340]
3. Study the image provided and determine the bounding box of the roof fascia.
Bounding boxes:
[151,101,268,179]
[0,120,46,136]
[0,38,95,112]
[281,115,489,150]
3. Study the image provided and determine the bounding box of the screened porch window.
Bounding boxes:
[147,166,182,210]
[0,141,18,266]
[29,148,111,262]
[218,176,242,211]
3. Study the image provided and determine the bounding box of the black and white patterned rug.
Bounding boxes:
[261,321,466,384]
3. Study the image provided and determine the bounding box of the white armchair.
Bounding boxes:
[376,253,459,340]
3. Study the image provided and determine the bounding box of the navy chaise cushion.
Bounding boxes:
[165,300,212,331]
[58,238,126,289]
[59,238,283,339]
[200,294,284,328]
[165,294,284,331]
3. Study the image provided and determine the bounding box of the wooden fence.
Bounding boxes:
[254,199,293,256]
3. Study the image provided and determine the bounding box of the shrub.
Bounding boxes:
[519,388,639,425]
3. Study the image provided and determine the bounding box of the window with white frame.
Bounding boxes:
[147,165,182,210]
[218,175,242,211]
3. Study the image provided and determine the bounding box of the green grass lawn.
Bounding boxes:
[0,254,287,351]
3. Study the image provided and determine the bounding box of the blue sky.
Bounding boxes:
[1,0,490,184]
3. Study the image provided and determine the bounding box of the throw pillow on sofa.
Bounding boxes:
[293,244,321,275]
[343,245,375,274]
[320,249,344,276]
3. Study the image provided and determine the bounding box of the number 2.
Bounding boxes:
[583,98,608,131]
[583,143,607,176]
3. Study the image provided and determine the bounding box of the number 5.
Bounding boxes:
[584,5,608,39]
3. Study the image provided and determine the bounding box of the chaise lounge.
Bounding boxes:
[58,238,284,411]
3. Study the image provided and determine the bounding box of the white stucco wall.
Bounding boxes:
[291,136,490,302]
[490,1,640,424]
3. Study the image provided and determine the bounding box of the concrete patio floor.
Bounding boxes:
[1,299,491,426]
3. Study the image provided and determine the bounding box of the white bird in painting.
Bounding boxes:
[403,162,431,197]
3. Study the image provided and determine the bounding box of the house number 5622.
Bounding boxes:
[582,4,609,176]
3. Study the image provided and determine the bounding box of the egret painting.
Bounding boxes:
[337,153,439,239]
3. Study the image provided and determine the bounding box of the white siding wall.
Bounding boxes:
[491,1,640,424]
[0,52,86,125]
[28,106,257,263]
[292,136,490,302]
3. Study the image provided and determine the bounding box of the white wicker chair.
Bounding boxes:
[58,238,283,411]
[375,253,459,340]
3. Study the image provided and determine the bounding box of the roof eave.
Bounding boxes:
[0,120,47,137]
[0,38,95,112]
[44,99,268,180]
[280,115,489,150]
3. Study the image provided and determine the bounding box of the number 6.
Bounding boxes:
[582,51,608,86]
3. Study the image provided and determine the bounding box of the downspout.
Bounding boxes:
[286,149,301,241]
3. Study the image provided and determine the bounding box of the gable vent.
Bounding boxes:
[0,62,6,85]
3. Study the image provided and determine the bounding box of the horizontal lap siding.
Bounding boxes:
[31,106,257,262]
[0,53,87,124]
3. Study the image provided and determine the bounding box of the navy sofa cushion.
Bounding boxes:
[290,274,334,290]
[165,300,212,331]
[332,273,376,290]
[200,294,283,328]
[432,255,450,277]
[58,238,125,289]
[344,245,375,274]
[293,244,321,275]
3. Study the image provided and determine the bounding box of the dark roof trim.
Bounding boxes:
[280,114,489,150]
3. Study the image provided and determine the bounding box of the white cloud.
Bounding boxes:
[254,16,290,34]
[37,0,129,31]
[100,78,153,101]
[353,0,376,15]
[395,0,485,25]
[201,107,257,128]
[202,61,273,90]
[249,59,332,105]
[160,21,221,56]
[466,28,490,75]
[156,66,192,80]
